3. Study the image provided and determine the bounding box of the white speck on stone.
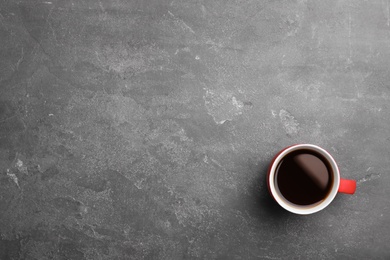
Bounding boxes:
[16,159,23,168]
[80,205,88,213]
[134,178,145,189]
[195,55,200,60]
[210,158,223,168]
[271,110,277,118]
[49,114,54,116]
[279,109,299,136]
[232,96,244,110]
[357,173,381,183]
[6,169,20,188]
[15,159,28,174]
[203,88,244,124]
[216,119,229,124]
[203,155,209,164]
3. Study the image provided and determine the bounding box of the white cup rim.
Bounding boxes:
[268,144,340,215]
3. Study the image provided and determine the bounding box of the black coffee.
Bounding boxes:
[275,149,333,206]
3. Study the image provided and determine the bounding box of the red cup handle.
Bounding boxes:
[338,179,356,194]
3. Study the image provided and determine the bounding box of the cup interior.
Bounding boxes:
[268,144,340,215]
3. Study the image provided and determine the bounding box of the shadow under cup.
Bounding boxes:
[267,144,344,215]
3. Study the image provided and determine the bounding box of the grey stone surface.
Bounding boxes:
[0,0,389,259]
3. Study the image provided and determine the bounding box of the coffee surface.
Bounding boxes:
[276,150,333,205]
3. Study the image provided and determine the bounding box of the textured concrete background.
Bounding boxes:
[1,0,389,259]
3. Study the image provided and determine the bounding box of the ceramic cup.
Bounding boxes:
[267,144,356,215]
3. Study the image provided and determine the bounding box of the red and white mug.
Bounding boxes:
[267,144,356,215]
